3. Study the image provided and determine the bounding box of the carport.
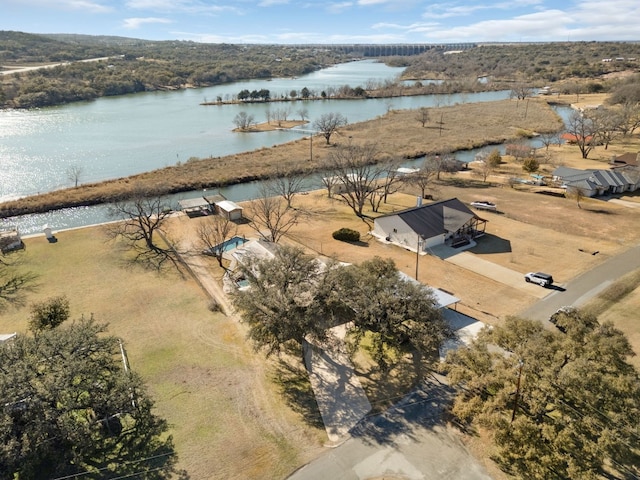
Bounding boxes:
[178,197,210,215]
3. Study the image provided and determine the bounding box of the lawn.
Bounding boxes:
[0,228,325,480]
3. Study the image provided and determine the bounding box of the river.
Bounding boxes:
[0,60,566,235]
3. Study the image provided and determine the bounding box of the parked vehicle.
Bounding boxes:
[524,272,553,287]
[470,200,497,211]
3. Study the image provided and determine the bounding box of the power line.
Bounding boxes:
[49,452,174,480]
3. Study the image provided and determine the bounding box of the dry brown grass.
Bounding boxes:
[0,229,325,480]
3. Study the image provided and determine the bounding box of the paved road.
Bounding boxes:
[1,57,111,75]
[287,376,492,480]
[519,243,640,322]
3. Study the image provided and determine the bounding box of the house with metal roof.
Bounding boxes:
[372,198,487,252]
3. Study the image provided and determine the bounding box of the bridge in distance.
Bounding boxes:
[289,43,477,57]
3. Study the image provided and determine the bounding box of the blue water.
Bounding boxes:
[217,236,248,253]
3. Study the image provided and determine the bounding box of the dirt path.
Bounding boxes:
[163,216,235,316]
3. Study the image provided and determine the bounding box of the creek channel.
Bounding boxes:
[0,60,573,235]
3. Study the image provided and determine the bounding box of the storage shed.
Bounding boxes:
[216,200,244,221]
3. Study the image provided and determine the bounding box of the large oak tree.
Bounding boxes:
[444,312,640,480]
[231,245,348,359]
[0,317,179,479]
[333,257,452,370]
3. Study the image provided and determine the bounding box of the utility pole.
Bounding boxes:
[415,235,422,280]
[511,360,524,423]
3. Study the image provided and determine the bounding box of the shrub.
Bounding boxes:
[29,295,70,333]
[523,157,540,173]
[332,228,360,242]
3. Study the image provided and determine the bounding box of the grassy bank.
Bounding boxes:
[0,98,562,218]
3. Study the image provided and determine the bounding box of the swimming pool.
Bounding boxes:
[207,236,248,255]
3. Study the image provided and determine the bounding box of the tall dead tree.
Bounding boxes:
[322,143,389,218]
[313,112,347,145]
[106,191,178,269]
[247,184,301,243]
[196,215,237,268]
[264,167,307,208]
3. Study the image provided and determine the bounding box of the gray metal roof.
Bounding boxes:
[378,198,478,239]
[178,197,209,210]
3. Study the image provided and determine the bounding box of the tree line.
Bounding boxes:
[0,31,351,108]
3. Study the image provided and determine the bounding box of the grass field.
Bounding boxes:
[0,229,325,479]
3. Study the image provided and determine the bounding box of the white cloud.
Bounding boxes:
[406,0,640,42]
[257,0,290,6]
[372,21,439,31]
[423,0,544,20]
[13,0,112,13]
[122,17,172,29]
[125,0,240,14]
[326,2,353,14]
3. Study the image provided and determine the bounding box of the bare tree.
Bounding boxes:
[322,175,339,199]
[406,156,439,198]
[566,110,599,159]
[265,167,307,208]
[590,106,622,149]
[296,108,309,122]
[474,150,500,183]
[271,107,290,127]
[565,185,586,209]
[196,215,237,268]
[313,112,348,145]
[322,143,389,218]
[415,107,429,127]
[430,151,461,180]
[539,131,561,151]
[617,102,640,135]
[369,158,403,212]
[247,185,301,243]
[66,165,83,188]
[106,192,177,268]
[233,111,255,130]
[510,83,534,100]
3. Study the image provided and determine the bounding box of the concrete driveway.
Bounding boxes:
[429,244,551,298]
[287,376,493,480]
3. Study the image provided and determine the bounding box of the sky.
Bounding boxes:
[2,0,639,44]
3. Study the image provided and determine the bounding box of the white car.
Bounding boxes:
[470,200,497,211]
[524,272,553,287]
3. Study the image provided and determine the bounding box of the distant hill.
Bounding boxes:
[0,30,126,63]
[42,33,151,46]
